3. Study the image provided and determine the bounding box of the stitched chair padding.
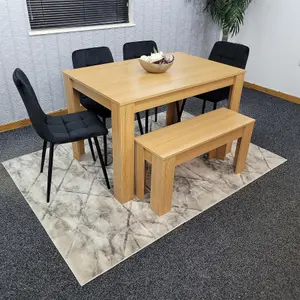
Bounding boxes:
[80,95,111,118]
[13,68,108,144]
[45,111,108,144]
[123,40,158,60]
[197,41,250,103]
[72,47,113,118]
[13,68,110,203]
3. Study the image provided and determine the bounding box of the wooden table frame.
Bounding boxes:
[63,53,245,204]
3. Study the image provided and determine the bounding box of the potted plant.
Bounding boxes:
[205,0,253,41]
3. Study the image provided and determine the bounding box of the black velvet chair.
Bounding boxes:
[72,46,144,164]
[178,41,250,121]
[123,40,159,133]
[13,68,110,203]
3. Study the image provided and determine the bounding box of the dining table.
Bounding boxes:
[63,52,246,204]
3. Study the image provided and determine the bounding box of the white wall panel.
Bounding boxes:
[0,0,218,124]
[234,0,300,97]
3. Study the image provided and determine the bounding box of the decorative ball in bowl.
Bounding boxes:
[139,52,174,74]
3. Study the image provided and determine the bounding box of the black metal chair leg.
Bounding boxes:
[202,100,206,114]
[176,101,181,122]
[102,117,108,166]
[176,99,187,122]
[46,143,54,203]
[136,113,144,135]
[88,138,96,162]
[154,107,158,122]
[94,137,111,190]
[213,102,217,110]
[41,140,47,173]
[180,99,187,117]
[145,109,149,134]
[103,135,108,166]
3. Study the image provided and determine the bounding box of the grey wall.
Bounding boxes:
[0,0,219,124]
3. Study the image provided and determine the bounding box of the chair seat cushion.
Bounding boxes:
[196,87,230,103]
[81,95,111,118]
[45,111,108,144]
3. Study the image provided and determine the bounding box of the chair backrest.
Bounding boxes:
[201,41,250,102]
[13,68,48,139]
[72,46,114,69]
[72,47,114,110]
[123,40,158,60]
[209,41,250,69]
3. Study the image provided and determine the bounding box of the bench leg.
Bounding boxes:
[234,123,254,174]
[208,145,227,160]
[208,149,217,160]
[150,156,176,216]
[135,144,145,200]
[216,145,228,160]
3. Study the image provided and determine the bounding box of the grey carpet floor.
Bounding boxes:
[0,88,299,300]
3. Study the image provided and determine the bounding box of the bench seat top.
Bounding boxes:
[135,108,255,160]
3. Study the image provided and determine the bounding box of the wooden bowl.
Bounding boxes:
[139,59,174,74]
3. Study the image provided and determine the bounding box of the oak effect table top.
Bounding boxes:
[63,52,245,106]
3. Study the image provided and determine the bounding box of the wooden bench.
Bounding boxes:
[135,108,256,216]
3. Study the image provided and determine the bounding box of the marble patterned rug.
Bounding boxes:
[2,112,286,286]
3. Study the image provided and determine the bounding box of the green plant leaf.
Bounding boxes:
[203,0,252,37]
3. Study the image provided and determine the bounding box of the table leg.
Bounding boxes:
[166,100,184,126]
[111,103,135,203]
[228,73,245,112]
[135,143,145,200]
[219,73,245,159]
[63,75,85,160]
[166,102,178,126]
